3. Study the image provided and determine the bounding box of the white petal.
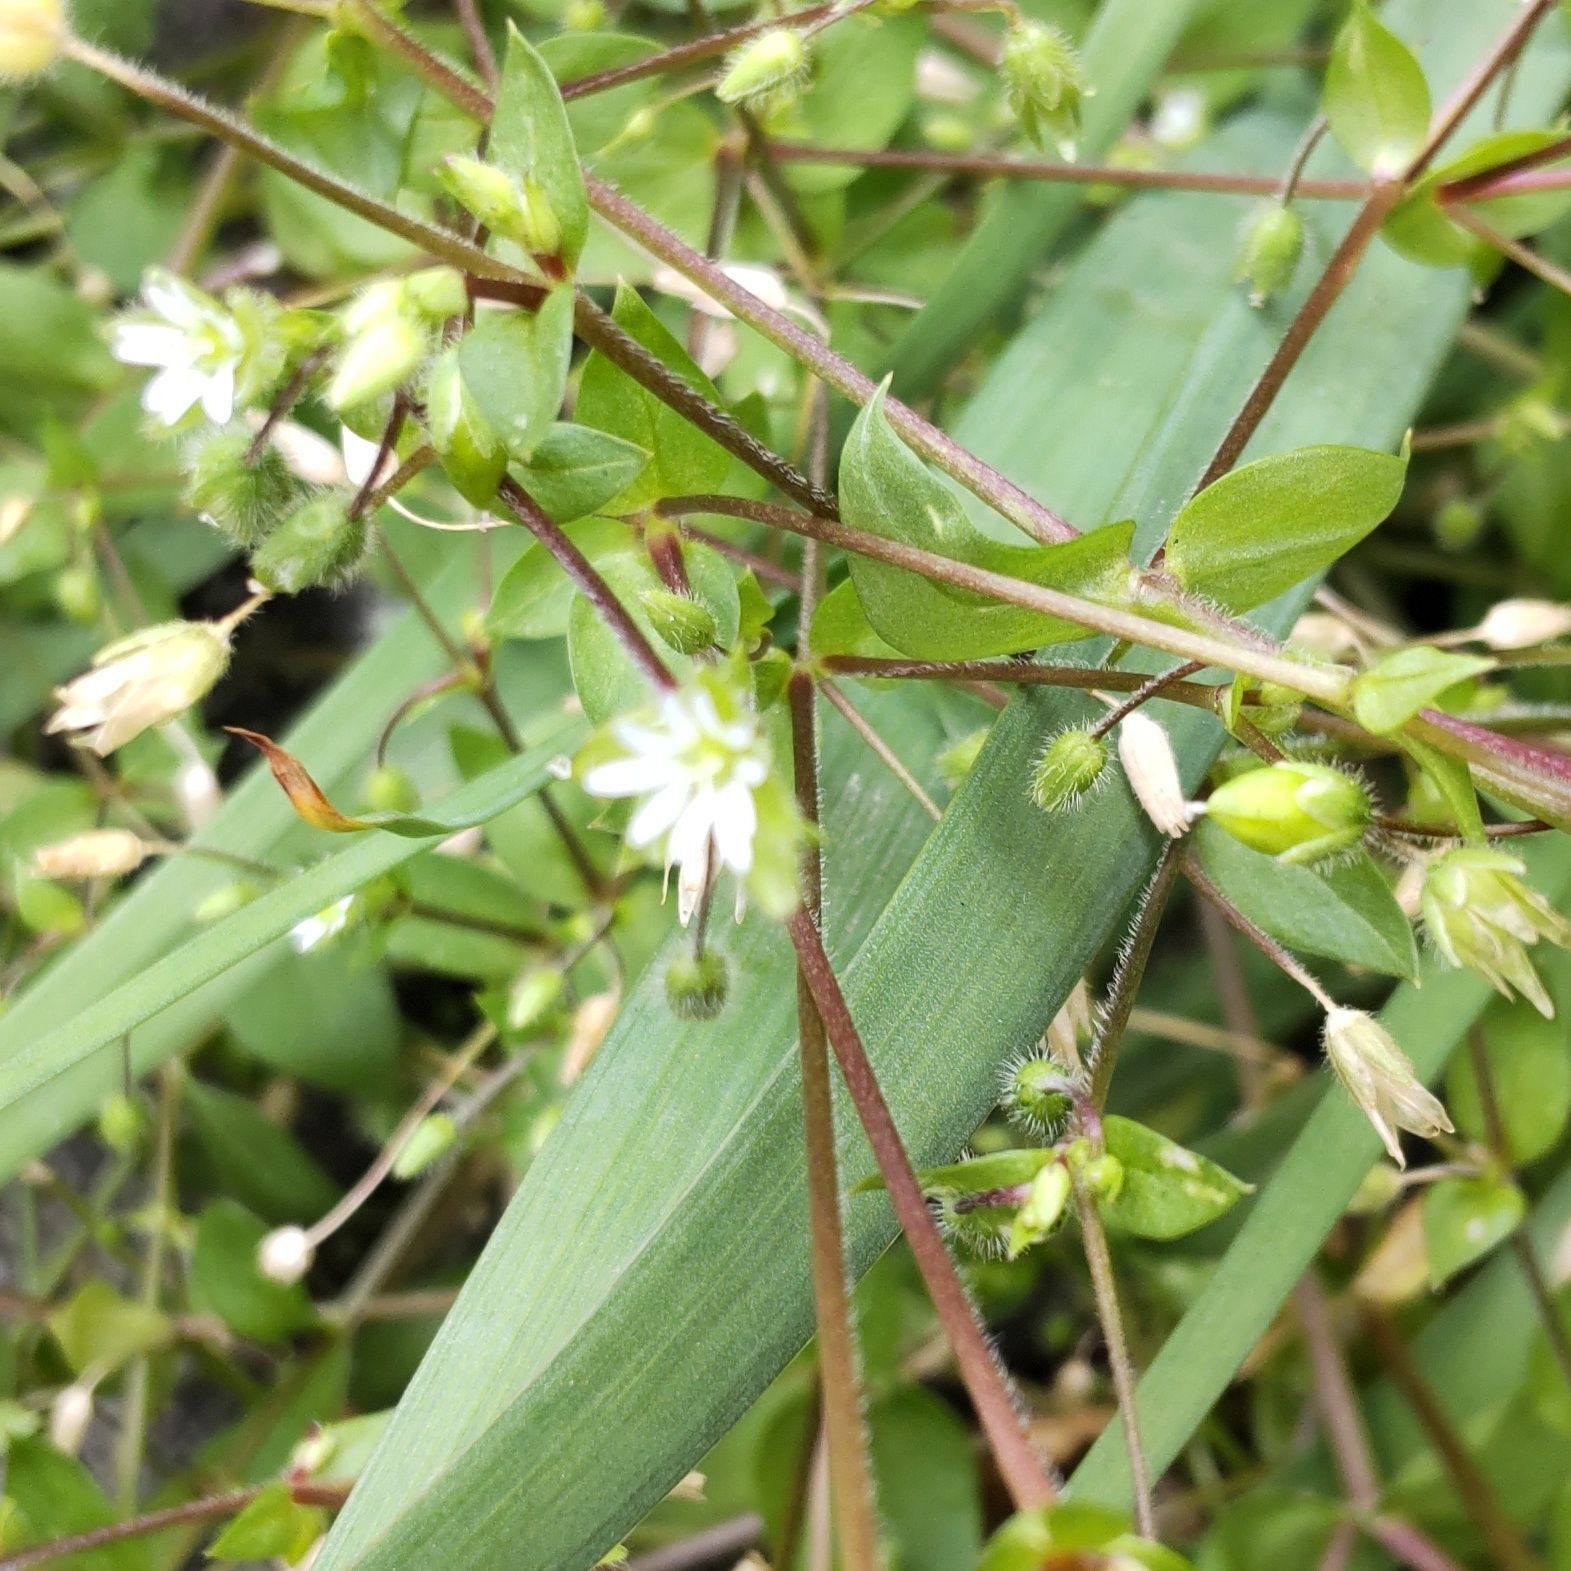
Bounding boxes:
[710,780,756,875]
[142,367,202,426]
[111,322,188,369]
[627,780,693,848]
[582,755,659,799]
[201,361,237,424]
[143,272,206,329]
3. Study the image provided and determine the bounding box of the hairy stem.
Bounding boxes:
[785,908,1057,1510]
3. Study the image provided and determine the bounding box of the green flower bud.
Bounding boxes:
[1001,20,1089,157]
[440,157,562,257]
[1434,496,1484,551]
[251,493,368,594]
[53,563,100,625]
[1081,1151,1123,1204]
[1203,760,1370,865]
[665,949,729,1021]
[186,427,302,547]
[1029,726,1108,812]
[1007,1160,1071,1258]
[716,28,809,113]
[508,966,565,1034]
[0,0,62,79]
[365,765,420,815]
[641,587,719,656]
[563,0,604,28]
[1495,393,1563,458]
[1236,201,1304,308]
[328,310,426,410]
[97,1093,145,1157]
[937,727,988,789]
[392,1112,459,1180]
[1004,1054,1074,1131]
[193,880,260,923]
[401,266,470,323]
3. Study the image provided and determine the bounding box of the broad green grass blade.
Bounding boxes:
[311,4,1567,1556]
[0,723,578,1130]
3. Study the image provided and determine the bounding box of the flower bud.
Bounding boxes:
[257,1224,315,1285]
[1001,20,1089,157]
[392,1112,459,1180]
[1004,1054,1074,1131]
[1007,1160,1071,1258]
[53,563,100,624]
[641,587,719,656]
[1472,597,1571,651]
[32,828,149,881]
[1081,1151,1124,1203]
[937,727,987,789]
[715,28,809,113]
[508,966,565,1034]
[666,949,729,1021]
[1323,1007,1452,1167]
[1203,760,1370,865]
[1236,201,1304,308]
[0,0,62,79]
[402,266,469,323]
[440,157,562,256]
[1117,711,1191,837]
[47,1383,93,1457]
[1434,496,1483,551]
[1030,726,1108,812]
[47,619,231,755]
[250,494,367,594]
[1421,848,1571,1017]
[186,427,301,547]
[365,765,420,815]
[328,310,426,410]
[96,1092,145,1157]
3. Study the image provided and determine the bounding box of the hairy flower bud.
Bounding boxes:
[1118,711,1192,837]
[250,494,367,594]
[0,0,63,79]
[401,266,469,322]
[47,619,231,754]
[1007,1161,1071,1258]
[1203,760,1370,865]
[328,310,425,411]
[1421,848,1571,1017]
[641,587,719,656]
[716,28,809,112]
[1004,1054,1074,1132]
[1236,201,1304,308]
[257,1225,315,1285]
[32,828,148,881]
[440,157,562,256]
[1001,20,1089,157]
[1030,726,1108,812]
[665,949,729,1021]
[1323,1008,1452,1167]
[96,1091,145,1157]
[186,427,302,547]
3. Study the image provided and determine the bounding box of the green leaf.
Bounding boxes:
[4,1438,152,1571]
[457,286,573,462]
[1324,0,1432,178]
[1400,736,1486,841]
[1350,645,1495,734]
[487,517,635,641]
[1099,1115,1252,1240]
[1422,1174,1525,1287]
[426,348,507,506]
[839,383,1135,659]
[489,25,589,270]
[807,577,904,661]
[209,1482,326,1564]
[1163,443,1408,613]
[191,1201,316,1343]
[47,1283,172,1377]
[511,424,650,524]
[978,1503,1193,1571]
[1191,820,1419,979]
[185,1080,342,1224]
[574,284,731,510]
[1446,999,1571,1165]
[868,1389,984,1571]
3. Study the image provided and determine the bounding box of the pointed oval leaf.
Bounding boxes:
[1099,1115,1252,1240]
[1324,1,1432,178]
[1350,644,1495,734]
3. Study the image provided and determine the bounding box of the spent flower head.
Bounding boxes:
[1001,20,1090,158]
[580,662,801,923]
[111,269,284,429]
[46,615,239,755]
[1421,847,1571,1017]
[1322,1007,1452,1167]
[1118,711,1192,837]
[32,829,149,881]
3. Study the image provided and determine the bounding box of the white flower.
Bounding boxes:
[111,269,250,427]
[46,619,232,755]
[47,1382,93,1456]
[1323,1008,1453,1168]
[290,895,356,954]
[257,1225,315,1285]
[581,669,772,925]
[1118,711,1193,837]
[1473,597,1571,651]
